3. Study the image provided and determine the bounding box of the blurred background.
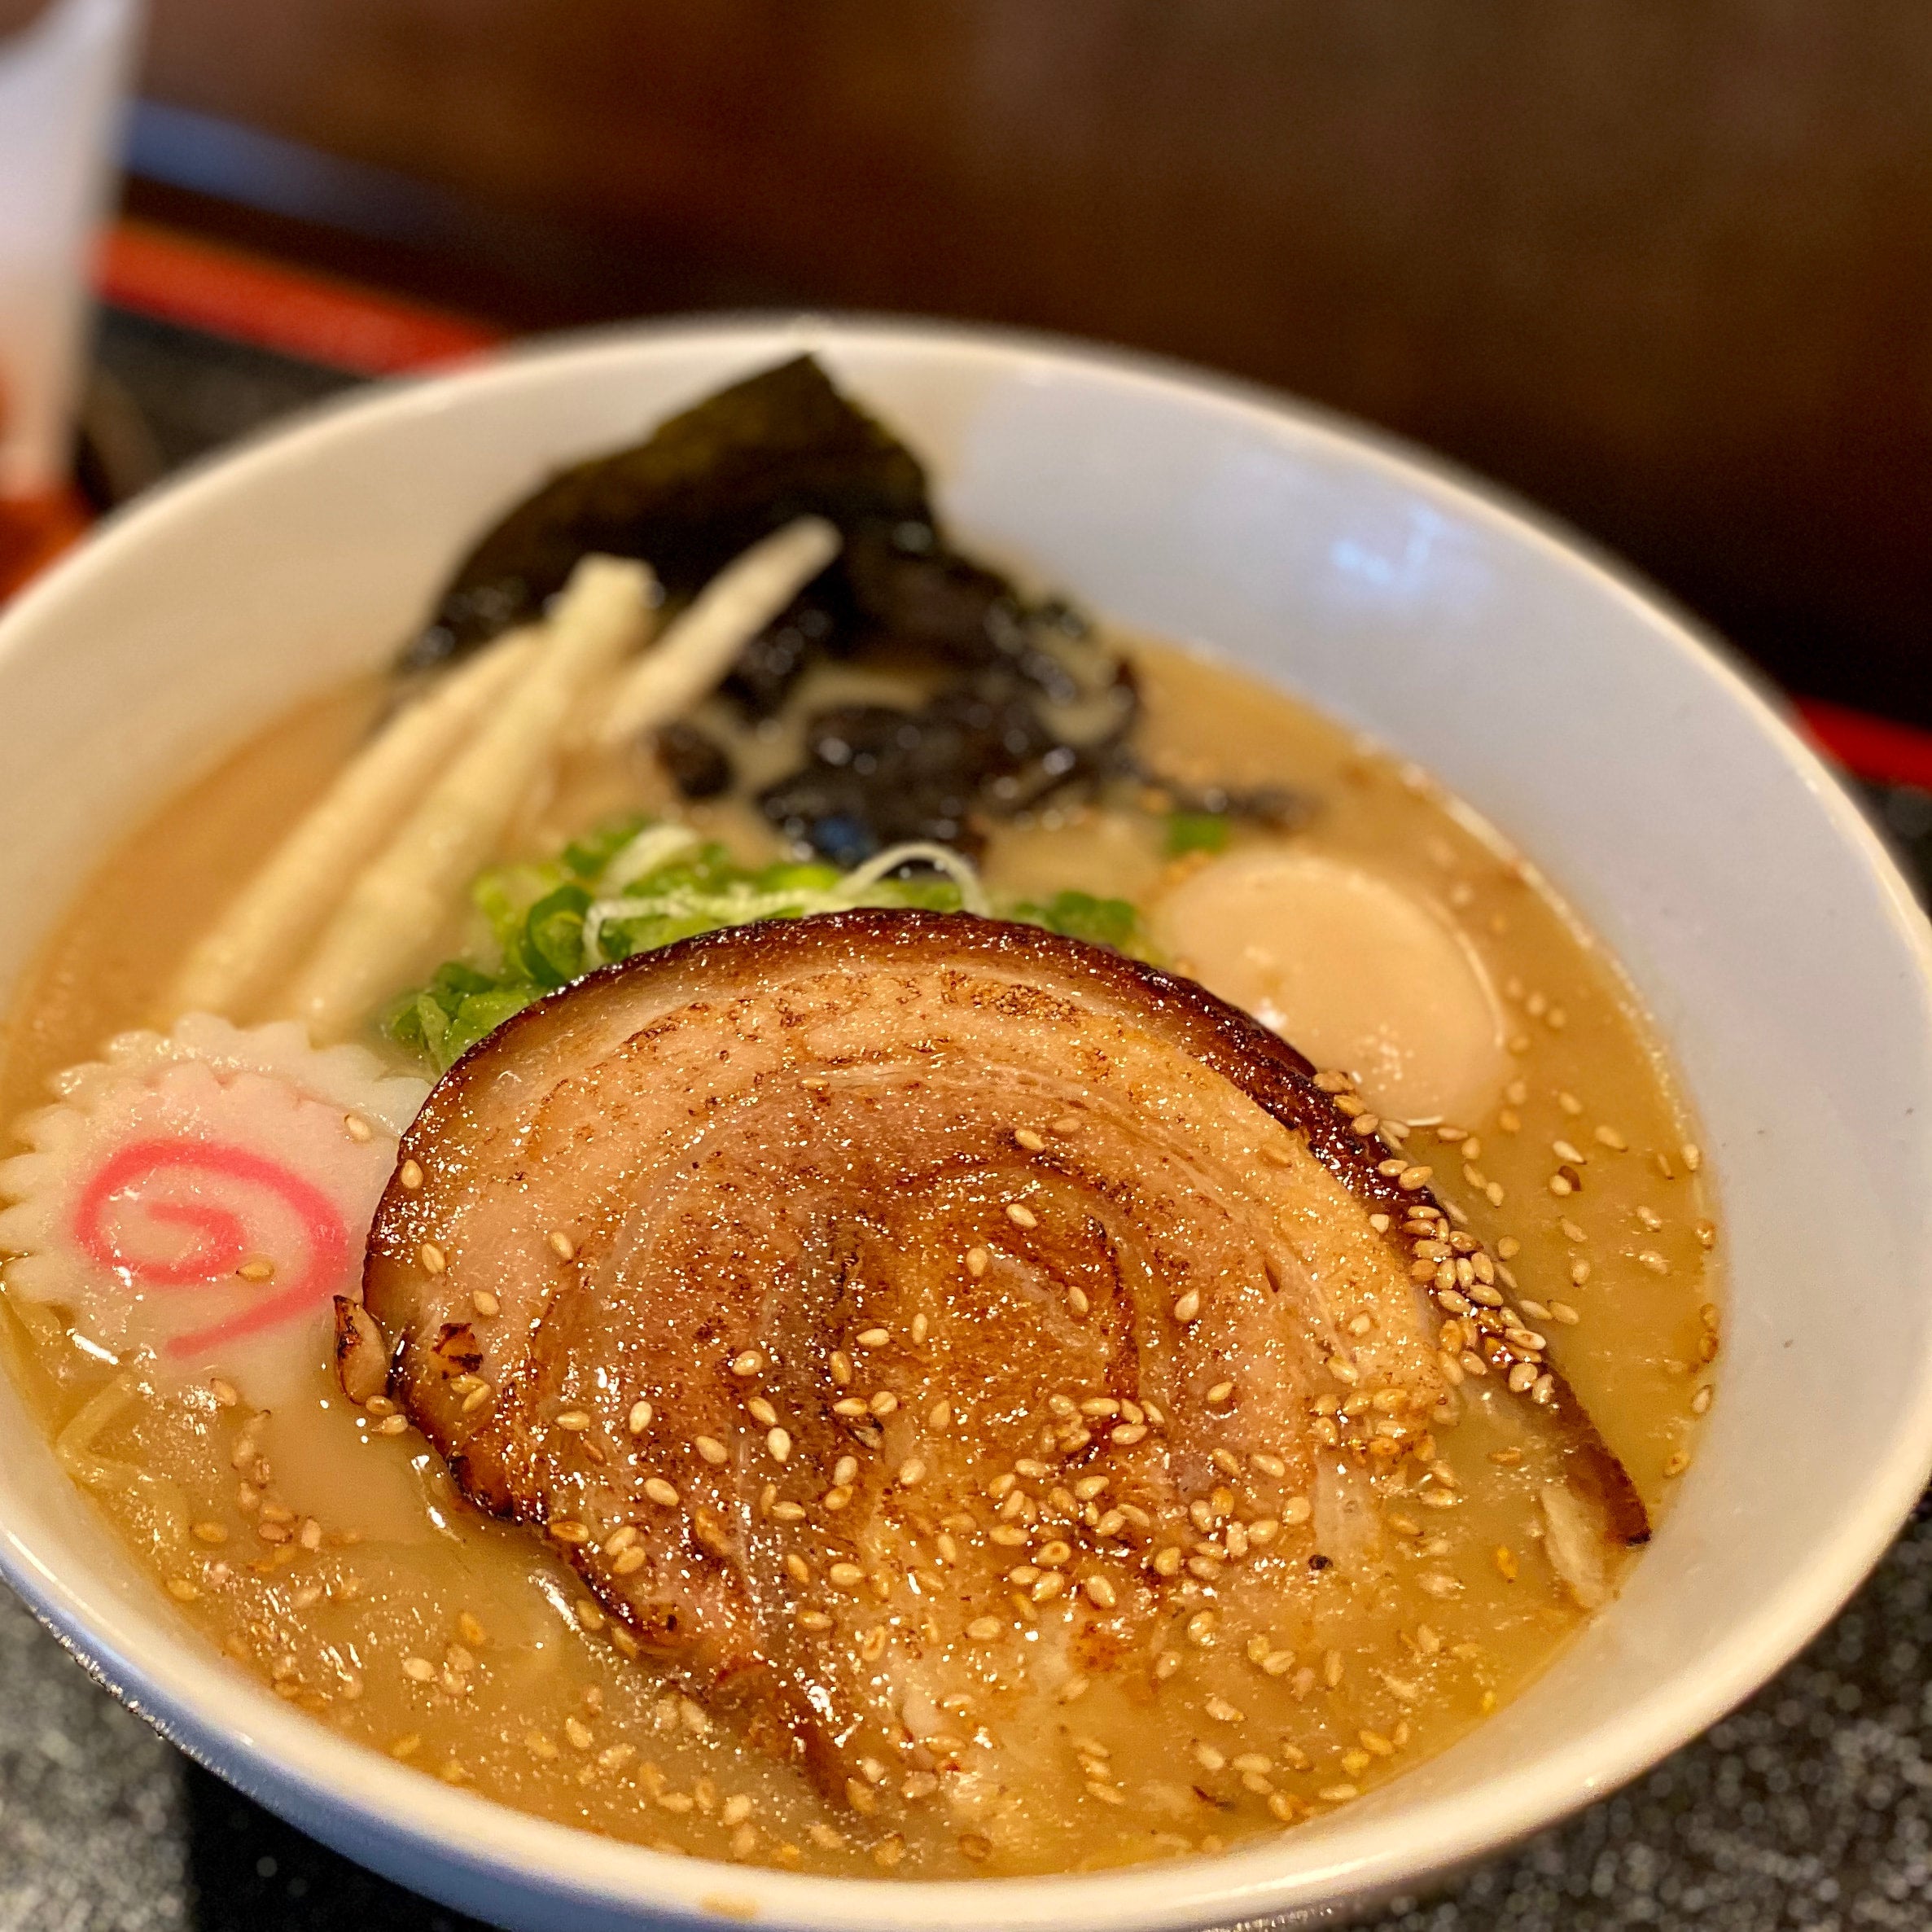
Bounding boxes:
[5,0,1932,725]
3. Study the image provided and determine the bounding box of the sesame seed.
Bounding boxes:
[1639,1250,1670,1274]
[402,1656,436,1682]
[471,1290,499,1317]
[461,1382,493,1413]
[548,1230,576,1260]
[1550,1300,1580,1325]
[376,1413,409,1435]
[1494,1544,1519,1580]
[966,1247,989,1278]
[399,1159,424,1190]
[628,1400,654,1435]
[1014,1128,1046,1152]
[643,1478,680,1507]
[1111,1422,1148,1445]
[1693,1384,1714,1415]
[729,1351,764,1378]
[898,1459,925,1486]
[747,1395,778,1426]
[1083,1575,1118,1609]
[1006,1203,1038,1229]
[966,1617,1002,1641]
[870,1391,899,1417]
[1664,1448,1691,1477]
[235,1257,275,1283]
[1206,1381,1234,1405]
[343,1113,374,1143]
[1683,1142,1703,1172]
[1398,1165,1432,1190]
[1595,1125,1628,1150]
[418,1242,445,1274]
[695,1435,729,1465]
[1172,1289,1201,1324]
[856,1327,890,1347]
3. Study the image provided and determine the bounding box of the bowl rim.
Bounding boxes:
[2,309,1931,1930]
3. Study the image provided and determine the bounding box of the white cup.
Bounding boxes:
[0,0,142,498]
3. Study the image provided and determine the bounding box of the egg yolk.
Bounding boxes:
[1150,846,1506,1124]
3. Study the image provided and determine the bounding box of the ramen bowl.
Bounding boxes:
[0,318,1926,1930]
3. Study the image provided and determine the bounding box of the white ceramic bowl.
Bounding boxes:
[0,318,1928,1931]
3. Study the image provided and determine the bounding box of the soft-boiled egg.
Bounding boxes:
[1150,846,1506,1124]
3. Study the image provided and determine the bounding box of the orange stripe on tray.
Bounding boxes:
[94,219,503,375]
[1796,699,1932,793]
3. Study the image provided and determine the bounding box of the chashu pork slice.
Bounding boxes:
[348,910,1645,1812]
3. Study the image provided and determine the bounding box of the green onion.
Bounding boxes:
[388,817,1147,1072]
[1166,810,1231,856]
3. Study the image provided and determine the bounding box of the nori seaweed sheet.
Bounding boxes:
[404,355,936,672]
[402,353,1288,861]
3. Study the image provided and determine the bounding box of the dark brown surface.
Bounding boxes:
[120,0,1932,722]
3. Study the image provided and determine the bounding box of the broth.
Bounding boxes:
[0,636,1717,1880]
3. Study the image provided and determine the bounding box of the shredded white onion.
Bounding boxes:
[578,839,989,972]
[598,821,703,896]
[831,842,991,917]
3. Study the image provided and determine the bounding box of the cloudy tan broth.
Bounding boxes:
[0,639,1719,1879]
